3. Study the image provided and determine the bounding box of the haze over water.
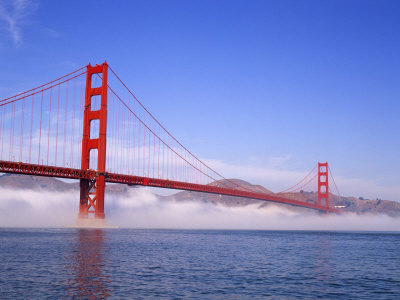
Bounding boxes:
[1,228,399,299]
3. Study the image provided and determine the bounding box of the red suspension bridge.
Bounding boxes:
[0,62,341,222]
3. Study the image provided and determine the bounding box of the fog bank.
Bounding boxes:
[0,187,399,231]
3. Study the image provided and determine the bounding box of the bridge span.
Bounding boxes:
[0,62,341,220]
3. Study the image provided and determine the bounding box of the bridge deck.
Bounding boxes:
[0,160,339,213]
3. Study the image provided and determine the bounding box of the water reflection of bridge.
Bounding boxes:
[67,229,110,298]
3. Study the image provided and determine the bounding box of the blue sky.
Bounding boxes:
[0,0,399,200]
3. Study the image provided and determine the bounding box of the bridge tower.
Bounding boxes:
[79,62,108,222]
[318,162,329,213]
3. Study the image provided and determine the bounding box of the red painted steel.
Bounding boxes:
[80,63,108,219]
[0,160,96,179]
[0,160,339,213]
[318,162,329,212]
[0,62,343,218]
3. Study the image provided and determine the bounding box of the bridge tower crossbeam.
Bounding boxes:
[79,62,108,220]
[318,162,329,213]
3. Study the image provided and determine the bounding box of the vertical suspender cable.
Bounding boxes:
[47,87,52,165]
[148,123,150,178]
[63,80,68,166]
[71,78,76,167]
[29,95,34,162]
[143,115,145,177]
[19,100,25,162]
[38,91,43,164]
[0,106,3,159]
[55,81,60,165]
[132,113,135,175]
[10,102,15,161]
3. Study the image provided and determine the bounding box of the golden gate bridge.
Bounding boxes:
[0,62,341,224]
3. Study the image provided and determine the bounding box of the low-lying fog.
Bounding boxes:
[0,187,399,231]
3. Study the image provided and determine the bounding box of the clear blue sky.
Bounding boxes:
[0,0,399,200]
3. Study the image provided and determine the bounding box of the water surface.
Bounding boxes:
[0,229,399,299]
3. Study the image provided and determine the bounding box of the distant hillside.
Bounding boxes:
[0,173,77,192]
[0,173,131,193]
[1,174,399,216]
[162,179,400,216]
[275,191,400,216]
[170,179,274,207]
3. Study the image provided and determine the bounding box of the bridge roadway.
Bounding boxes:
[0,160,339,213]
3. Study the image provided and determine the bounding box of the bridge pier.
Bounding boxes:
[78,179,89,218]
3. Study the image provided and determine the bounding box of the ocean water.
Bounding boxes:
[0,229,399,299]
